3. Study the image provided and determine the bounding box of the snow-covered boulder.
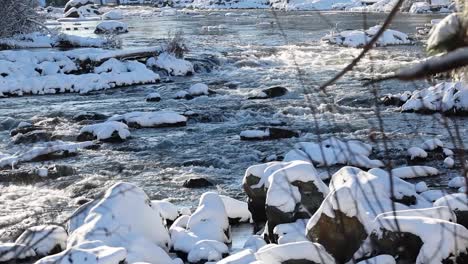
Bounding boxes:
[146,52,194,76]
[171,192,230,262]
[220,195,252,224]
[427,14,462,53]
[409,2,431,13]
[240,127,299,141]
[64,0,95,13]
[293,137,383,168]
[216,248,256,264]
[273,219,308,244]
[407,147,428,160]
[189,83,210,96]
[401,82,468,114]
[248,86,288,99]
[415,181,428,193]
[67,182,177,263]
[35,241,127,264]
[64,4,100,18]
[434,193,468,229]
[0,243,36,262]
[322,25,411,48]
[151,200,180,226]
[264,160,329,241]
[448,177,466,188]
[369,215,468,263]
[15,225,67,256]
[95,21,129,34]
[146,92,161,102]
[243,235,267,252]
[306,166,431,263]
[391,166,439,179]
[255,241,336,264]
[102,10,123,20]
[78,121,130,142]
[109,111,187,128]
[421,138,444,151]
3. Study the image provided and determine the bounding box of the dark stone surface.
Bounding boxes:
[183,178,214,188]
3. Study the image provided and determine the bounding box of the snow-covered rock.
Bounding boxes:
[322,25,411,48]
[408,147,428,160]
[191,0,270,9]
[448,177,466,188]
[102,10,123,20]
[79,121,130,142]
[444,157,455,168]
[409,2,431,13]
[171,192,230,262]
[146,52,194,76]
[415,181,428,193]
[220,195,252,224]
[255,241,335,263]
[151,200,180,225]
[401,82,468,114]
[243,235,267,252]
[15,225,67,256]
[109,111,187,128]
[293,137,383,168]
[36,241,127,264]
[434,193,468,211]
[427,14,462,53]
[0,243,36,262]
[146,92,161,102]
[67,182,176,263]
[420,189,447,203]
[306,166,431,263]
[273,219,308,244]
[421,138,444,151]
[391,166,439,179]
[189,83,209,96]
[240,127,298,141]
[369,215,468,264]
[0,32,109,49]
[95,21,129,34]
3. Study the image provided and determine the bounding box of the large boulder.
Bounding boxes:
[434,193,468,229]
[368,215,468,263]
[305,167,431,263]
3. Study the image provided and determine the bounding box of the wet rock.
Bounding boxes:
[12,130,53,144]
[0,165,74,183]
[240,127,299,141]
[183,178,214,188]
[369,229,423,263]
[380,94,406,106]
[77,131,125,143]
[248,86,289,99]
[306,209,367,263]
[243,171,267,224]
[10,125,41,137]
[72,112,108,122]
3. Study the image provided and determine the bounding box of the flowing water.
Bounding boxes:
[0,10,464,240]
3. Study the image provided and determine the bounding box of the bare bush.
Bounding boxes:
[0,0,45,38]
[162,30,189,58]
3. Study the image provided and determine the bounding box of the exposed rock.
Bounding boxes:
[248,86,289,99]
[240,127,299,141]
[12,130,53,144]
[183,178,214,188]
[72,112,108,122]
[10,125,42,137]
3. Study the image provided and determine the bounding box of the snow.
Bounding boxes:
[0,243,36,262]
[95,21,129,34]
[357,255,396,264]
[35,241,127,264]
[308,166,431,235]
[443,148,454,156]
[217,249,256,264]
[68,182,176,263]
[0,32,108,49]
[273,219,308,244]
[391,166,439,179]
[421,138,444,151]
[37,167,49,177]
[151,200,180,223]
[322,25,411,48]
[434,193,468,211]
[372,215,468,264]
[220,195,252,223]
[102,10,123,20]
[264,160,329,213]
[415,181,428,193]
[401,82,468,114]
[444,157,455,168]
[0,141,94,168]
[146,52,194,76]
[187,240,229,263]
[109,111,187,128]
[448,177,466,188]
[0,50,160,97]
[240,129,270,139]
[349,0,399,12]
[407,147,428,160]
[294,137,383,168]
[375,206,457,223]
[427,14,461,52]
[255,241,335,264]
[189,83,210,96]
[243,235,267,252]
[160,7,178,16]
[191,0,270,9]
[80,121,131,141]
[421,190,447,202]
[271,0,358,11]
[146,92,161,101]
[171,192,230,262]
[409,2,431,13]
[15,225,67,256]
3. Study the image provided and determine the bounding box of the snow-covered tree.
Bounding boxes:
[0,0,45,38]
